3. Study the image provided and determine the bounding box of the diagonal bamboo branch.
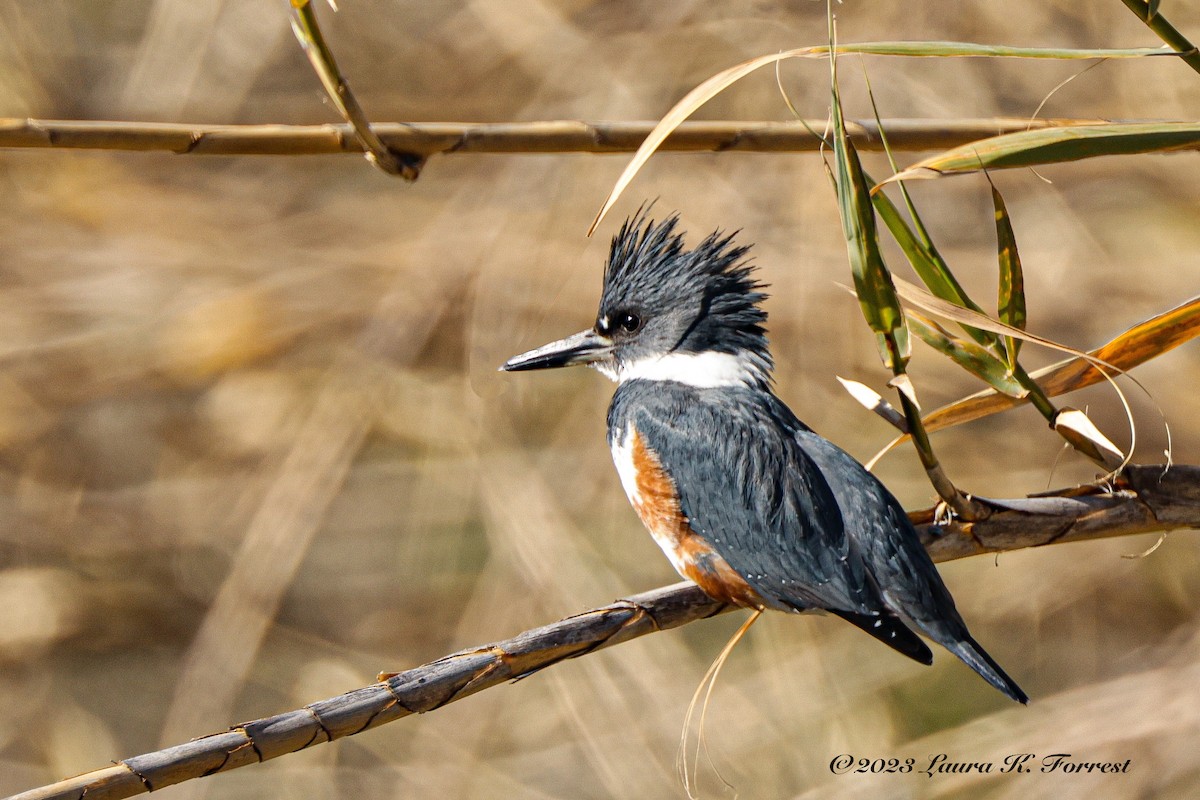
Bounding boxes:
[0,117,1125,159]
[8,463,1200,800]
[286,0,423,179]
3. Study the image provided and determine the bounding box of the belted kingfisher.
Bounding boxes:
[502,211,1027,704]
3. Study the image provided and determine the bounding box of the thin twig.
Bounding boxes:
[895,388,988,520]
[0,117,1123,158]
[8,464,1200,800]
[286,0,423,178]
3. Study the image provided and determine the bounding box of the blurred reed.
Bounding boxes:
[0,2,1199,799]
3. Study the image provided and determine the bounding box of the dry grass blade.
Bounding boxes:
[287,0,422,178]
[588,51,791,234]
[679,609,761,799]
[589,39,1172,233]
[885,122,1200,183]
[836,376,908,432]
[919,295,1200,434]
[895,276,1095,361]
[888,277,1136,467]
[1055,408,1125,469]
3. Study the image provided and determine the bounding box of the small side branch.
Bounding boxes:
[286,0,423,178]
[0,117,1117,158]
[9,463,1200,800]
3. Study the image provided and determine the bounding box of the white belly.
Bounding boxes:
[610,424,691,580]
[610,425,642,506]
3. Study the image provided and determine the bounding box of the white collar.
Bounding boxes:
[596,351,762,388]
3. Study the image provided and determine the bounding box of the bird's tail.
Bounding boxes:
[941,633,1028,704]
[831,609,933,666]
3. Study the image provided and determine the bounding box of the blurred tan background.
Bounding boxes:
[1,1,1199,798]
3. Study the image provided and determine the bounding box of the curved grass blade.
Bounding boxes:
[588,50,790,235]
[921,295,1200,434]
[895,275,1107,360]
[991,181,1027,367]
[885,122,1200,183]
[888,276,1138,467]
[590,43,1179,233]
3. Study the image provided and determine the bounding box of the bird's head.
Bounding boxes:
[501,210,773,388]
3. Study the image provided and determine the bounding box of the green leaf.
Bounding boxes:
[871,185,998,350]
[830,55,909,369]
[991,182,1027,367]
[860,70,1003,359]
[887,122,1200,181]
[919,295,1200,435]
[809,42,1173,59]
[907,312,1027,398]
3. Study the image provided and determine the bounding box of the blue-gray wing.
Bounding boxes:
[608,381,1025,700]
[791,427,968,637]
[613,383,878,615]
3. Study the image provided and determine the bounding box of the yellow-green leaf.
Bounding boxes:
[831,57,909,369]
[591,42,1180,232]
[886,122,1200,182]
[872,185,998,349]
[991,182,1026,367]
[921,295,1200,434]
[907,312,1027,398]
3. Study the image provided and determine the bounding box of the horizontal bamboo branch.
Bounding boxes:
[0,117,1122,158]
[10,463,1199,800]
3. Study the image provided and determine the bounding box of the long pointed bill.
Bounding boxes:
[501,328,612,372]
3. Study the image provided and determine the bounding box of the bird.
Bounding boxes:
[501,210,1027,704]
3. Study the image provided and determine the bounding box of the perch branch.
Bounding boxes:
[9,463,1200,800]
[0,117,1122,159]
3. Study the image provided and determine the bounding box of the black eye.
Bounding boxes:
[618,312,641,333]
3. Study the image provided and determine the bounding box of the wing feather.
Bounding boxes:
[620,385,876,615]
